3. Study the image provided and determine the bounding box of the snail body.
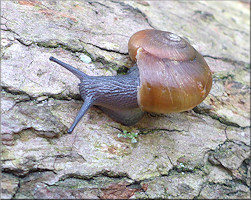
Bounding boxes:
[50,29,212,133]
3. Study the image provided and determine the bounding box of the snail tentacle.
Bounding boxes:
[49,56,87,80]
[67,96,94,134]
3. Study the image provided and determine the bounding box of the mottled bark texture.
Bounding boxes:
[1,1,250,199]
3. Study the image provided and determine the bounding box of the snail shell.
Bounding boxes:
[128,29,212,113]
[49,29,213,133]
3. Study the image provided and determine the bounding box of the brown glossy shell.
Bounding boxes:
[128,29,212,113]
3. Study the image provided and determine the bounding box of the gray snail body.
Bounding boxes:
[50,29,212,134]
[49,57,144,133]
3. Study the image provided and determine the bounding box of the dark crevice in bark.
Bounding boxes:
[15,37,33,47]
[2,168,57,179]
[17,127,65,139]
[111,126,185,136]
[193,107,250,129]
[21,38,128,73]
[193,182,207,200]
[35,39,130,73]
[87,1,111,9]
[84,41,128,55]
[2,28,129,74]
[2,87,32,98]
[11,179,21,199]
[138,128,185,134]
[203,55,250,68]
[207,140,250,187]
[58,170,132,184]
[111,0,155,29]
[200,180,250,196]
[2,86,82,102]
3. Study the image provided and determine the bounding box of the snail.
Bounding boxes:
[49,29,212,134]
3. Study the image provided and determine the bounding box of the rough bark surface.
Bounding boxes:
[1,1,250,199]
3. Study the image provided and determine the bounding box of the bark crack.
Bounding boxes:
[2,168,57,178]
[83,40,128,55]
[203,55,249,68]
[2,86,81,102]
[11,178,21,199]
[193,107,250,129]
[2,27,128,71]
[111,0,155,29]
[59,169,132,182]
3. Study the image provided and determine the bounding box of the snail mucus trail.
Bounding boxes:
[49,29,212,134]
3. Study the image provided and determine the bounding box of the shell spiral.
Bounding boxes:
[128,29,212,113]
